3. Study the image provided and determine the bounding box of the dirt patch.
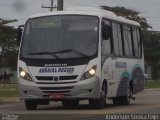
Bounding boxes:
[0,96,19,104]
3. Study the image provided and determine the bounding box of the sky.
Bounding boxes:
[0,0,160,31]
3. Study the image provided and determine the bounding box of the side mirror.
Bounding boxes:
[17,25,24,43]
[102,23,110,40]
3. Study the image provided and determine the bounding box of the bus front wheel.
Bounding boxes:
[89,83,106,109]
[25,100,37,110]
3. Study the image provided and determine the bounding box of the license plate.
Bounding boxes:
[49,93,64,100]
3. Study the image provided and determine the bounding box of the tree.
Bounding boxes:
[0,18,17,25]
[142,31,160,79]
[0,18,18,70]
[101,6,151,30]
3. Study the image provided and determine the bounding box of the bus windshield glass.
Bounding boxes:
[21,15,99,59]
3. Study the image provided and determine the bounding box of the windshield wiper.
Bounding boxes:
[53,49,89,58]
[28,52,61,59]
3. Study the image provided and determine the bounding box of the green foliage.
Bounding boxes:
[143,31,160,63]
[142,31,160,80]
[0,18,18,70]
[0,18,17,25]
[0,50,18,70]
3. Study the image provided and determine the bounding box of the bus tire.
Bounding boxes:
[89,83,106,109]
[62,100,79,107]
[121,87,131,105]
[113,84,131,106]
[113,88,131,105]
[25,100,37,110]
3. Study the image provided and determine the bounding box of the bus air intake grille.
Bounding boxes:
[38,86,74,94]
[35,75,78,81]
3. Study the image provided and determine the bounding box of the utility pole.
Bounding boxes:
[42,0,57,12]
[57,0,63,11]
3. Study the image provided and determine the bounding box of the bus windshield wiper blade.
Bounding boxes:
[54,49,89,58]
[28,52,61,59]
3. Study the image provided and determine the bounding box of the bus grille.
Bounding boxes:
[38,86,74,94]
[35,75,78,81]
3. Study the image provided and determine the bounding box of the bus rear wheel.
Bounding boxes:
[113,87,131,105]
[122,88,131,105]
[25,100,37,110]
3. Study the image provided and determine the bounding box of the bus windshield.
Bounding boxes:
[21,15,99,60]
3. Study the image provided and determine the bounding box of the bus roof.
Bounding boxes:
[29,7,140,27]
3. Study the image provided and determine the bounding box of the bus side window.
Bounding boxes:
[136,28,142,57]
[123,25,133,56]
[102,20,112,54]
[112,23,123,56]
[132,27,141,57]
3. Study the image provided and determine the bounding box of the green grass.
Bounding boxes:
[0,84,18,97]
[0,81,160,97]
[0,91,18,97]
[145,80,160,89]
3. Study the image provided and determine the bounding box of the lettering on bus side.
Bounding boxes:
[115,62,127,68]
[39,67,74,73]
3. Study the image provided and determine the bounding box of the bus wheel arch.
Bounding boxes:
[88,79,107,108]
[102,79,108,96]
[123,77,132,105]
[113,77,132,106]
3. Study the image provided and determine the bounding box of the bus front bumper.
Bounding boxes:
[18,76,101,101]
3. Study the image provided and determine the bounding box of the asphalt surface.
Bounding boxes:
[0,89,160,120]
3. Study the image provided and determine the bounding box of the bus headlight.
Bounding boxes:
[19,68,33,82]
[81,66,97,80]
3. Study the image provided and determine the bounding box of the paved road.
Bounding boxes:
[0,89,160,120]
